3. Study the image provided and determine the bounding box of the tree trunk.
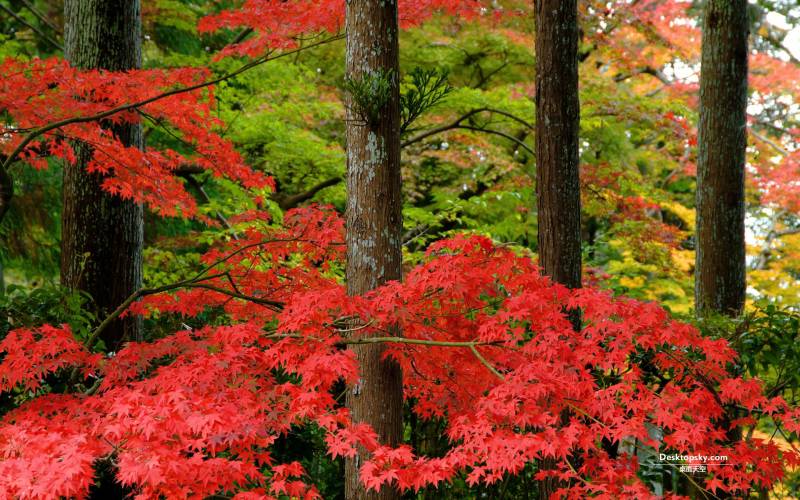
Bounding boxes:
[62,0,144,349]
[535,0,582,291]
[343,1,403,499]
[695,0,748,318]
[535,0,581,497]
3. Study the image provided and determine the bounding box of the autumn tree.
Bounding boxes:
[3,2,800,498]
[61,0,144,347]
[695,0,749,317]
[343,1,404,499]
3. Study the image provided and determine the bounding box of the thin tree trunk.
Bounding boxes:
[535,0,581,497]
[695,0,748,318]
[62,0,143,349]
[343,1,403,499]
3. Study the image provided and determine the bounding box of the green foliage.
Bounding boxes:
[4,2,800,496]
[0,161,62,281]
[343,69,395,125]
[733,303,800,400]
[400,68,452,134]
[0,284,95,340]
[0,34,26,60]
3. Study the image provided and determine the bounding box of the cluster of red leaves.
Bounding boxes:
[583,0,698,78]
[0,58,272,219]
[757,151,800,213]
[0,208,797,499]
[750,53,800,98]
[199,0,484,58]
[580,162,684,250]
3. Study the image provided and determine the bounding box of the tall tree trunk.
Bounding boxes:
[536,0,582,291]
[343,1,403,499]
[535,0,581,497]
[695,6,749,497]
[62,0,143,349]
[695,0,748,318]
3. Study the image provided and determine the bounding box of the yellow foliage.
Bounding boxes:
[670,248,694,274]
[618,275,645,289]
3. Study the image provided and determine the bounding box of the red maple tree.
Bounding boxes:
[1,1,799,499]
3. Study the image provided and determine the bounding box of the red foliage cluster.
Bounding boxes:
[755,149,800,214]
[0,208,797,499]
[199,0,484,57]
[2,1,800,498]
[0,58,271,219]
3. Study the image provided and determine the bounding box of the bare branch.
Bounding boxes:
[274,176,342,210]
[0,2,61,50]
[19,0,61,35]
[402,107,534,155]
[184,175,239,239]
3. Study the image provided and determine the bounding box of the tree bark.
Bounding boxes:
[535,0,582,291]
[535,0,581,497]
[695,0,748,318]
[62,0,144,349]
[343,1,404,500]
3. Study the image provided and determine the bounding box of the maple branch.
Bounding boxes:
[83,377,103,396]
[0,33,345,223]
[230,28,254,46]
[266,330,509,378]
[456,125,535,155]
[750,210,800,271]
[189,237,307,283]
[402,107,534,155]
[182,283,284,309]
[19,0,61,35]
[274,176,343,210]
[564,459,592,487]
[0,2,62,51]
[340,336,500,349]
[469,344,505,380]
[184,174,239,239]
[265,331,505,350]
[680,470,716,500]
[760,31,800,67]
[83,233,334,346]
[85,272,234,347]
[751,128,788,156]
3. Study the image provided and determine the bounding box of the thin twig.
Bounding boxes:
[19,0,61,35]
[402,107,534,155]
[0,2,61,50]
[469,344,505,380]
[85,271,236,347]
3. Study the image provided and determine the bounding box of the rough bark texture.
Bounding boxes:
[535,0,582,291]
[535,1,582,497]
[0,160,11,223]
[62,0,144,348]
[695,0,748,318]
[343,1,404,499]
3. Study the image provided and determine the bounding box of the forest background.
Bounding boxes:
[2,0,800,498]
